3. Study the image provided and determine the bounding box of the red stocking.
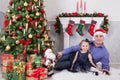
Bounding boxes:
[88,20,97,36]
[66,20,75,36]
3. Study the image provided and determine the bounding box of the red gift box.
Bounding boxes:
[2,53,14,73]
[26,67,48,80]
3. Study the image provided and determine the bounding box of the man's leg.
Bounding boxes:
[55,54,71,70]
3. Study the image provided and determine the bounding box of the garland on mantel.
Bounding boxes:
[54,12,109,34]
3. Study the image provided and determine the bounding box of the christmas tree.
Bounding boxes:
[0,0,54,57]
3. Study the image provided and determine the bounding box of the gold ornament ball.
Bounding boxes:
[47,43,50,46]
[16,40,20,44]
[24,2,28,7]
[36,12,40,16]
[43,21,47,26]
[28,34,33,38]
[5,45,11,51]
[26,15,30,18]
[34,0,38,2]
[38,25,42,28]
[7,9,10,13]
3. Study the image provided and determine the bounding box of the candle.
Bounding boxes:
[76,1,79,12]
[80,0,83,12]
[26,23,28,31]
[39,0,41,6]
[9,20,12,25]
[38,43,40,53]
[36,21,37,27]
[42,41,44,45]
[32,5,34,10]
[84,1,86,13]
[24,29,25,34]
[80,0,83,8]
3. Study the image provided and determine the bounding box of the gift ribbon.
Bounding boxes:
[14,62,25,80]
[27,67,47,80]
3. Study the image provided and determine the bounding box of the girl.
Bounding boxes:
[69,39,100,72]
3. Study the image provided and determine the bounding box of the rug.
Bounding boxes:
[48,67,120,80]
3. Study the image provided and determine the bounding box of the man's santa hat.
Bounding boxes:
[93,29,107,37]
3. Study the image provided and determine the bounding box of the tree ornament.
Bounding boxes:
[40,17,44,22]
[23,49,27,55]
[44,33,49,41]
[17,14,22,20]
[36,12,40,16]
[43,20,47,26]
[88,20,97,36]
[29,1,33,6]
[16,40,20,44]
[66,20,75,36]
[41,9,45,14]
[27,7,32,12]
[24,2,28,7]
[34,0,38,2]
[5,45,11,51]
[18,5,22,10]
[4,20,9,27]
[9,1,13,6]
[76,20,85,36]
[36,34,40,38]
[28,34,33,38]
[7,9,10,13]
[19,26,23,30]
[12,15,17,22]
[4,15,8,19]
[5,29,9,33]
[33,48,38,53]
[38,25,42,28]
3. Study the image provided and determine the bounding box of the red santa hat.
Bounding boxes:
[93,29,107,37]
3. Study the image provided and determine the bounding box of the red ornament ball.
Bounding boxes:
[36,34,40,38]
[17,14,22,20]
[5,29,9,33]
[33,48,38,53]
[9,1,13,6]
[19,26,23,30]
[18,5,22,10]
[27,7,32,12]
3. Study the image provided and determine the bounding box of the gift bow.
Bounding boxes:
[31,67,47,80]
[19,39,31,47]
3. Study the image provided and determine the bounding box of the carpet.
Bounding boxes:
[48,67,120,80]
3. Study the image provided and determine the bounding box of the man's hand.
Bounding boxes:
[102,69,110,75]
[57,52,63,59]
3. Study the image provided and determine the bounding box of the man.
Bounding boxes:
[56,29,110,75]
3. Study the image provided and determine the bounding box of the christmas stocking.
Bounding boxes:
[88,20,97,36]
[66,20,75,36]
[76,20,85,36]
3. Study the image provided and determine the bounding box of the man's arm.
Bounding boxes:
[62,44,80,55]
[101,48,110,75]
[57,44,80,59]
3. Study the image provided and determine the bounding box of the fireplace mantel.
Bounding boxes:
[59,17,104,49]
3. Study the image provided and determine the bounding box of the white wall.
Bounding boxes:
[1,0,120,21]
[45,0,120,21]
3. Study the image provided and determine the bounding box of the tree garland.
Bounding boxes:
[54,12,109,34]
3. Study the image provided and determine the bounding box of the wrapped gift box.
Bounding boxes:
[1,53,14,73]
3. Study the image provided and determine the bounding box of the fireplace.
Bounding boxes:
[59,17,104,49]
